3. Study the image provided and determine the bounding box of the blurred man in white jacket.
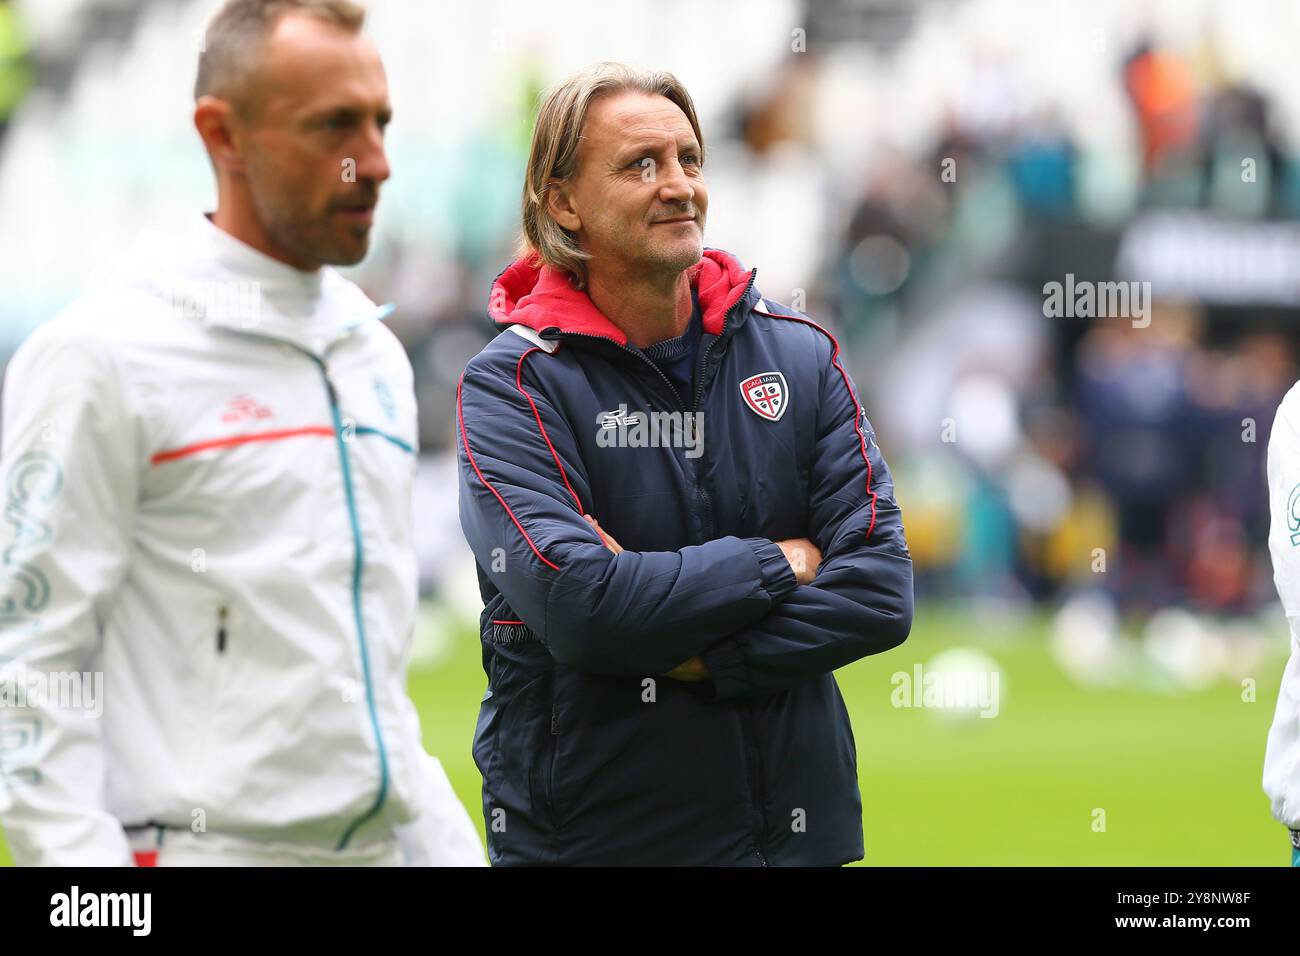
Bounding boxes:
[1265,383,1300,867]
[0,0,484,866]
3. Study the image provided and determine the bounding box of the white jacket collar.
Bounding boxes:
[191,213,328,300]
[123,214,392,356]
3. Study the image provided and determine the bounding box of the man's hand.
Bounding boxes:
[663,655,710,682]
[586,514,818,587]
[776,537,822,585]
[584,517,812,679]
[584,514,623,554]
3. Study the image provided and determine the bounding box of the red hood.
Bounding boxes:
[488,248,755,346]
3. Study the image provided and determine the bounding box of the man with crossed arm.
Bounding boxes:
[457,62,912,866]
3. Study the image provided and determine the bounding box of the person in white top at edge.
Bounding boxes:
[0,0,485,866]
[1265,383,1300,867]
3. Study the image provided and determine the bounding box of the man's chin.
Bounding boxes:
[320,233,371,268]
[650,238,703,274]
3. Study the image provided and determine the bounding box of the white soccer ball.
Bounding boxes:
[922,647,1004,722]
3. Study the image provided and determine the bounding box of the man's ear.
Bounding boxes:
[194,96,247,174]
[546,179,582,232]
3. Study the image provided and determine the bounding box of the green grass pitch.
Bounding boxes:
[0,603,1289,866]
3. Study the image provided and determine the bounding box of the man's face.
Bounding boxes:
[236,13,391,269]
[556,91,707,281]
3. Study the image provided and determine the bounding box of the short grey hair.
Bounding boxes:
[195,0,366,113]
[519,62,705,289]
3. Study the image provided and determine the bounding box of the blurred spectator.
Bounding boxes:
[1122,43,1199,186]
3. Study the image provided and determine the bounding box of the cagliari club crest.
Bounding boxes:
[739,371,789,422]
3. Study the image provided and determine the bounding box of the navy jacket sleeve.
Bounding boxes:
[699,328,913,699]
[456,344,799,676]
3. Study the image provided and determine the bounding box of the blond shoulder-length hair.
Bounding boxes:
[519,62,705,290]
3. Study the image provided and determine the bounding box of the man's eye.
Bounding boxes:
[682,154,701,165]
[629,157,651,169]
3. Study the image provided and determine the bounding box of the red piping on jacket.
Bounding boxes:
[753,308,878,540]
[150,426,336,465]
[457,373,561,572]
[516,348,585,515]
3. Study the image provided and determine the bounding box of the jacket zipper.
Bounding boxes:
[201,323,392,851]
[216,604,228,653]
[690,268,756,412]
[689,269,756,542]
[701,270,769,865]
[685,271,770,865]
[315,357,391,851]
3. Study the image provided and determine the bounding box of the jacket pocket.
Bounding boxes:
[536,661,564,832]
[216,604,229,654]
[477,643,561,835]
[183,599,235,804]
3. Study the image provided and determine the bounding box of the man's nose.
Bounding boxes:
[355,121,391,184]
[656,159,694,205]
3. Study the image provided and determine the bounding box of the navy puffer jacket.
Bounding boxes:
[456,248,912,865]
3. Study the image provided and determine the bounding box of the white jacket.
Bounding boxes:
[1265,381,1300,832]
[0,215,484,865]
